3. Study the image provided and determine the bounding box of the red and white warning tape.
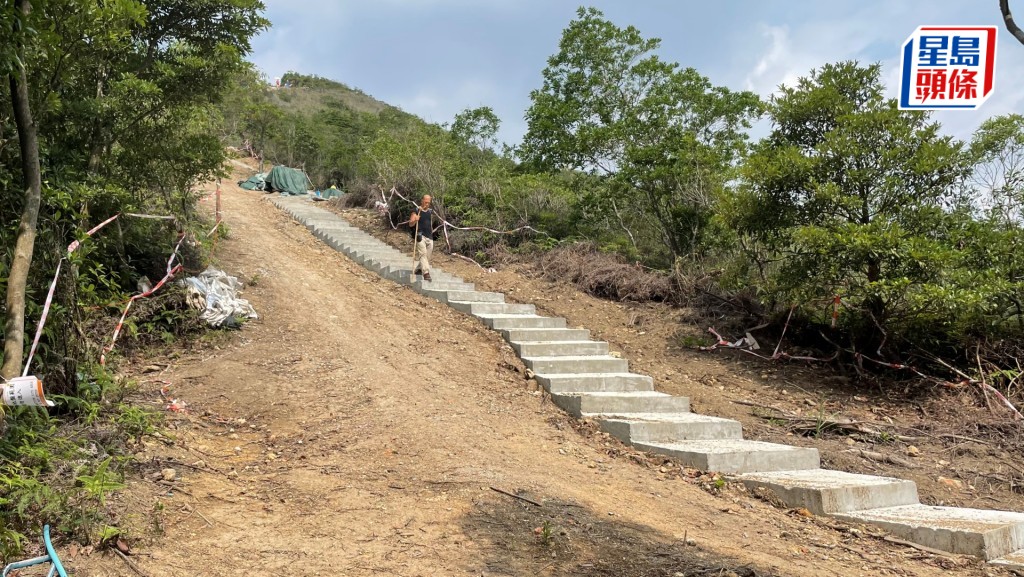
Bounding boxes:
[701,324,1023,421]
[24,213,127,376]
[65,213,120,254]
[23,211,192,375]
[100,232,188,366]
[124,213,177,221]
[22,259,63,377]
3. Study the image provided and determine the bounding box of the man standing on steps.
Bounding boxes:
[409,194,435,282]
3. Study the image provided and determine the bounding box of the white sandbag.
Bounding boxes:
[182,267,258,328]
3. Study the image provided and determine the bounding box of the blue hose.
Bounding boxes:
[2,525,68,577]
[43,526,68,577]
[3,555,51,576]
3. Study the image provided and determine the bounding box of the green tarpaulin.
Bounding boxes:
[265,166,309,195]
[318,186,344,199]
[238,173,266,191]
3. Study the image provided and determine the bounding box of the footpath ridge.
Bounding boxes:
[270,195,1024,569]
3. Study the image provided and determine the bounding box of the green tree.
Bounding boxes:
[731,61,972,350]
[1,0,267,379]
[362,122,466,203]
[521,7,760,264]
[451,106,500,152]
[969,114,1024,225]
[1,0,44,379]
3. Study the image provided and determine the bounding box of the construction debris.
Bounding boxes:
[182,267,258,328]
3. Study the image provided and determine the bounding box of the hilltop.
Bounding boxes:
[221,69,429,190]
[271,72,401,117]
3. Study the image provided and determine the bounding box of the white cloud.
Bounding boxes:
[744,25,793,93]
[247,0,1021,147]
[249,1,348,79]
[736,5,1024,143]
[398,91,441,117]
[394,79,499,126]
[740,15,887,97]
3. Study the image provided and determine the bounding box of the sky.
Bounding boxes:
[248,1,1024,147]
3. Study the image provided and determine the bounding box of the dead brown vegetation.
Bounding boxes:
[532,242,677,303]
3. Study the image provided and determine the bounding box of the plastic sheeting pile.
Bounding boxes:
[183,267,258,328]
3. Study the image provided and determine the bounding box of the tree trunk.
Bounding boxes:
[1001,0,1024,46]
[861,257,887,354]
[2,0,44,379]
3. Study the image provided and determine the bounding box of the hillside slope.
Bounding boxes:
[222,70,429,190]
[70,164,996,577]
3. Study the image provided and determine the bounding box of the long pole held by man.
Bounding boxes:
[409,195,435,282]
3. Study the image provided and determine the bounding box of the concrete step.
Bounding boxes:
[598,413,742,443]
[335,241,381,249]
[412,280,475,292]
[309,225,355,235]
[480,315,567,330]
[633,439,821,474]
[314,227,360,238]
[383,269,416,284]
[512,340,609,357]
[369,259,420,272]
[301,214,346,222]
[308,223,354,233]
[991,550,1024,569]
[374,262,418,272]
[310,228,356,240]
[389,270,461,285]
[340,238,387,245]
[360,254,403,264]
[421,289,504,304]
[336,242,386,250]
[835,504,1024,560]
[501,328,591,342]
[536,373,655,393]
[448,301,536,315]
[303,219,348,228]
[364,260,403,273]
[352,248,399,257]
[307,220,353,229]
[737,470,919,515]
[316,235,349,251]
[385,271,459,286]
[341,245,385,253]
[352,253,399,266]
[550,391,689,417]
[524,355,628,374]
[376,262,452,275]
[305,216,350,225]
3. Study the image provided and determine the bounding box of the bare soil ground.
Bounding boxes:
[66,168,1016,576]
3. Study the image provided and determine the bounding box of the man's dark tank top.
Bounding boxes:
[416,208,433,238]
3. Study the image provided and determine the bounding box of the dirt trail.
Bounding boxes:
[70,174,1002,576]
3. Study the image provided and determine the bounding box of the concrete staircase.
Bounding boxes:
[270,196,1024,567]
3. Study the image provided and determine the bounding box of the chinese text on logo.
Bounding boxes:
[899,26,997,110]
